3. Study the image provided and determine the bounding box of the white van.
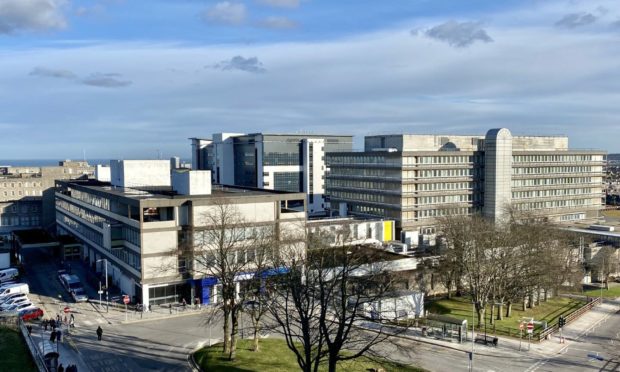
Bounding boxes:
[0,283,29,299]
[0,268,19,283]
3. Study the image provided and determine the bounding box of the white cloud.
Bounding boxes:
[29,66,77,79]
[212,56,266,73]
[256,0,300,9]
[257,16,297,29]
[202,2,246,25]
[82,73,132,88]
[555,12,597,28]
[423,21,493,47]
[0,0,67,34]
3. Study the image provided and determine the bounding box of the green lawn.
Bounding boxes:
[602,209,620,218]
[583,285,620,299]
[195,339,425,372]
[425,295,585,338]
[0,327,36,372]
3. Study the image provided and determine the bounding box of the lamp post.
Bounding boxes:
[96,258,109,312]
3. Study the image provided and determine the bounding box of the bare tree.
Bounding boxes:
[269,227,404,372]
[192,199,265,360]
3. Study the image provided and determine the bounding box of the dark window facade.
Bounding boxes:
[274,172,302,192]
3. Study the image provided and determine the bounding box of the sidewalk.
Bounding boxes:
[359,297,620,358]
[87,301,207,325]
[24,321,92,372]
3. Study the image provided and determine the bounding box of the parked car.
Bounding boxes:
[0,296,30,310]
[0,268,19,283]
[0,284,29,300]
[71,287,88,302]
[19,306,44,321]
[3,301,33,312]
[0,292,27,306]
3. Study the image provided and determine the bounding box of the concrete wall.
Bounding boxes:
[192,202,277,226]
[365,134,483,152]
[110,160,171,188]
[95,165,111,182]
[483,128,513,223]
[512,136,568,151]
[172,170,212,195]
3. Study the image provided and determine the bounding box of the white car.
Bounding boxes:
[0,297,31,311]
[0,292,27,306]
[2,301,33,312]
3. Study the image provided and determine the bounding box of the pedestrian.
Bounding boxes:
[58,363,64,372]
[70,317,75,328]
[148,304,152,312]
[169,303,172,314]
[64,315,68,324]
[50,330,56,343]
[182,298,187,311]
[96,326,103,341]
[27,325,32,335]
[57,329,62,342]
[70,313,75,322]
[43,319,48,331]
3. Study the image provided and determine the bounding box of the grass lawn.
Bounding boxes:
[425,295,585,338]
[602,209,620,218]
[195,338,425,372]
[583,285,620,299]
[0,327,36,372]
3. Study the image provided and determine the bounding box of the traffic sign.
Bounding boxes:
[527,322,534,334]
[64,306,70,313]
[123,295,130,304]
[97,290,103,295]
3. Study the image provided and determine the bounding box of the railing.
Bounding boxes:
[537,297,601,341]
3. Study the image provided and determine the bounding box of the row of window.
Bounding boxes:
[418,169,474,178]
[56,199,107,227]
[328,155,400,166]
[0,215,40,227]
[0,204,38,213]
[416,182,473,192]
[327,179,398,191]
[2,189,42,197]
[1,181,43,188]
[416,156,473,165]
[58,213,103,247]
[111,247,141,271]
[513,155,603,163]
[512,177,601,187]
[512,188,598,199]
[512,166,600,175]
[330,190,392,204]
[513,198,600,210]
[329,168,400,178]
[416,194,472,205]
[559,213,586,221]
[417,207,471,219]
[70,189,111,211]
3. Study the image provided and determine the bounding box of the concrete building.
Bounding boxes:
[55,160,306,307]
[326,128,605,246]
[190,133,352,216]
[0,161,93,241]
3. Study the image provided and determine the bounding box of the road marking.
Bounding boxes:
[83,320,94,326]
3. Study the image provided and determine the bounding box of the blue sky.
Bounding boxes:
[1,0,619,159]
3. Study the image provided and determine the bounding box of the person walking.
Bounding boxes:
[96,326,103,341]
[182,298,187,311]
[43,319,48,331]
[50,330,56,343]
[57,329,62,342]
[70,317,75,328]
[26,325,32,336]
[58,363,64,372]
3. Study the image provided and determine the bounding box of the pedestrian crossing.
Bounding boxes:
[81,318,107,327]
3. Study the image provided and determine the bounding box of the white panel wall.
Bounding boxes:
[142,231,177,254]
[110,160,171,188]
[192,202,276,226]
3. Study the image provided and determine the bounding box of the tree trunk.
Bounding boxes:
[489,303,495,325]
[523,297,527,311]
[506,302,512,318]
[535,287,540,306]
[529,292,535,308]
[229,309,239,361]
[253,319,260,352]
[328,353,338,372]
[497,304,503,320]
[476,307,484,328]
[223,309,231,354]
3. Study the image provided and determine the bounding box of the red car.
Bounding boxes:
[19,307,44,321]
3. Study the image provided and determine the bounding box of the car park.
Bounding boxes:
[19,306,44,321]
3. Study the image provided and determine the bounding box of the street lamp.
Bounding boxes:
[96,258,109,312]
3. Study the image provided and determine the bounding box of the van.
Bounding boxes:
[0,283,29,299]
[0,268,18,283]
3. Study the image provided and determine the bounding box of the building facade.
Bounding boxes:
[190,133,352,216]
[0,161,93,241]
[55,160,306,308]
[326,128,605,245]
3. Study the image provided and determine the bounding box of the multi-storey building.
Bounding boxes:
[190,133,352,216]
[55,160,306,308]
[0,161,93,241]
[326,128,605,246]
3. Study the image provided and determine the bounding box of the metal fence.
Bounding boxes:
[537,297,601,341]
